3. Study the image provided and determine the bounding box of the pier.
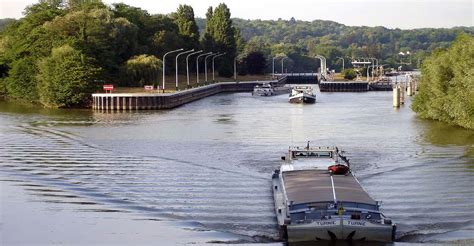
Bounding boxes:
[276,73,319,84]
[319,81,369,92]
[92,81,270,110]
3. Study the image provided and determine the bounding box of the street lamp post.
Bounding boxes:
[369,58,378,80]
[186,50,202,88]
[272,57,276,78]
[162,48,183,92]
[281,57,287,75]
[234,56,238,81]
[196,52,212,86]
[175,49,194,91]
[204,53,215,83]
[212,53,226,82]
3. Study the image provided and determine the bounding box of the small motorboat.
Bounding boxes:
[328,164,350,175]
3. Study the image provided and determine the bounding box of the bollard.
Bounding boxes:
[400,85,405,104]
[393,86,400,108]
[407,83,413,96]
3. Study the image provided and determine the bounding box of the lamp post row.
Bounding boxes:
[162,49,231,92]
[271,56,290,78]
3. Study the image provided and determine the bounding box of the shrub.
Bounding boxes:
[342,69,356,80]
[37,45,101,108]
[123,54,162,86]
[412,34,474,130]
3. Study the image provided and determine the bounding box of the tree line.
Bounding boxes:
[0,0,472,108]
[412,34,473,130]
[0,0,247,107]
[196,18,473,73]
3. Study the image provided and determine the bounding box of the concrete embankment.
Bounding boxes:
[92,81,273,110]
[319,81,369,92]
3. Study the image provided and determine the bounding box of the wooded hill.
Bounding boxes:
[198,17,473,72]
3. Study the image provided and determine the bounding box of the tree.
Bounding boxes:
[37,45,101,107]
[6,57,39,101]
[244,51,266,75]
[123,54,162,86]
[203,3,237,77]
[412,34,474,129]
[173,4,200,50]
[202,7,214,52]
[44,8,138,80]
[112,3,152,53]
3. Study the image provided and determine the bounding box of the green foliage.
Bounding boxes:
[203,3,237,77]
[44,7,138,77]
[0,1,471,108]
[342,69,357,80]
[412,34,474,130]
[6,57,39,101]
[123,54,162,86]
[229,18,473,71]
[37,45,101,108]
[0,19,15,32]
[172,4,200,49]
[244,51,266,75]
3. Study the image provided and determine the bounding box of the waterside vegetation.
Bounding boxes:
[412,34,473,130]
[0,0,472,110]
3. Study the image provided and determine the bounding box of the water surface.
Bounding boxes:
[0,88,472,245]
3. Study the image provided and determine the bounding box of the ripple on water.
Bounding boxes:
[0,92,473,244]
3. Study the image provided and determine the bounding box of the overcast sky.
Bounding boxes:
[1,0,472,29]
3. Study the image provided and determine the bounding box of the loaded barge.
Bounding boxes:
[272,144,396,243]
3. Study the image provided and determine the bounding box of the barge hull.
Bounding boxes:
[274,169,395,243]
[287,220,394,242]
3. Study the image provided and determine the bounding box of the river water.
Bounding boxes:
[0,88,473,245]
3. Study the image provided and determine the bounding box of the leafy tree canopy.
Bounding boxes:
[412,34,474,129]
[37,44,101,107]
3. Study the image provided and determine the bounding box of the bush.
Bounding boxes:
[411,34,474,130]
[342,69,356,80]
[37,45,101,108]
[123,54,162,86]
[6,57,39,101]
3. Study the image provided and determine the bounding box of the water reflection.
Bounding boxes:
[417,118,474,157]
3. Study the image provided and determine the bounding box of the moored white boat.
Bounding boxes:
[252,83,274,96]
[289,86,316,103]
[253,83,291,96]
[272,143,396,243]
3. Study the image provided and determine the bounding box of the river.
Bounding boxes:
[0,88,473,245]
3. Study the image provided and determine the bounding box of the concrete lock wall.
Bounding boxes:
[92,81,261,111]
[319,82,369,92]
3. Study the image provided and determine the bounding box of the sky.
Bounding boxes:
[0,0,472,29]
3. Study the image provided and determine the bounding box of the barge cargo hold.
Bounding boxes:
[272,145,395,243]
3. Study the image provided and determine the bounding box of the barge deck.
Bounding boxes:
[272,146,395,243]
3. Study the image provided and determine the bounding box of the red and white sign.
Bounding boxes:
[103,84,114,92]
[144,85,154,90]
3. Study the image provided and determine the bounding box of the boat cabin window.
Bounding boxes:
[292,151,332,158]
[340,202,377,211]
